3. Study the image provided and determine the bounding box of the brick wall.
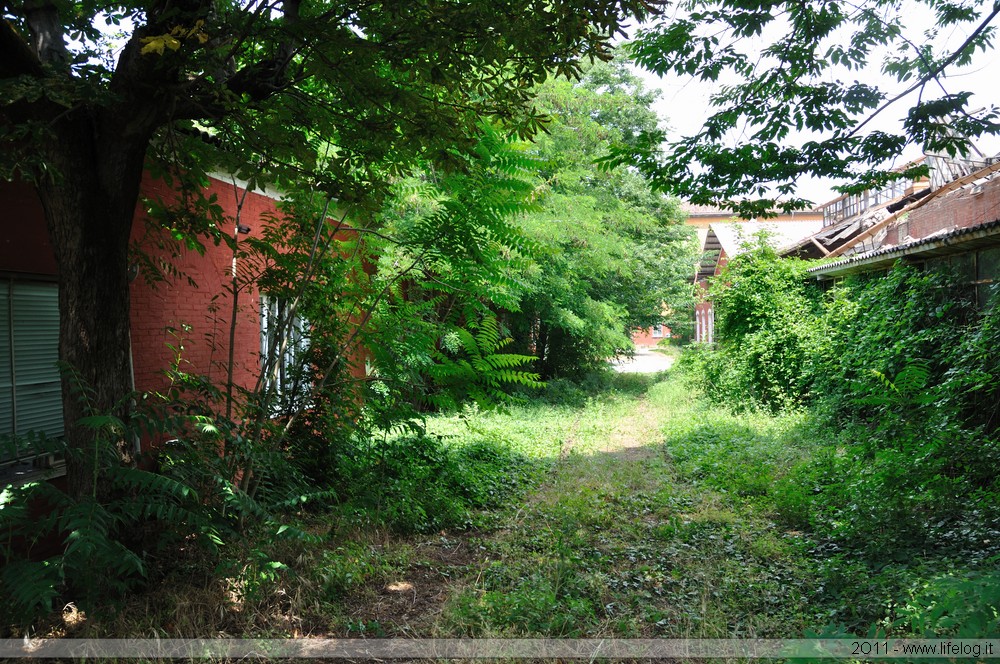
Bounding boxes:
[631,326,668,348]
[888,176,1000,245]
[128,174,272,398]
[0,177,270,395]
[131,174,369,403]
[5,175,368,442]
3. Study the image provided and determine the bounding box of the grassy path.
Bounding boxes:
[328,374,821,639]
[25,370,997,642]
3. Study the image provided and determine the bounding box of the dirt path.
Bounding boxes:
[332,386,676,638]
[604,398,664,460]
[611,350,676,374]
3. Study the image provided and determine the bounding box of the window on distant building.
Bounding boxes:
[652,325,664,338]
[0,279,63,467]
[259,295,310,406]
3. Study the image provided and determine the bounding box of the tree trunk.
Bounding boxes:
[536,321,550,379]
[36,108,150,500]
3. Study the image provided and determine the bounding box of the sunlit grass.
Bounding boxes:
[25,368,995,643]
[434,371,821,638]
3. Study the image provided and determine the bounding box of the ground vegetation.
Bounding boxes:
[680,243,1000,635]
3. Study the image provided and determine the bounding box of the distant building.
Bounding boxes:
[632,202,823,349]
[630,202,823,348]
[691,220,823,344]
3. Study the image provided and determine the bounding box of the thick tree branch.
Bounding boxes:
[23,0,67,66]
[0,17,71,127]
[845,1,1000,141]
[225,0,301,101]
[0,18,44,77]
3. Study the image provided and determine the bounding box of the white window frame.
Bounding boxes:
[259,294,310,406]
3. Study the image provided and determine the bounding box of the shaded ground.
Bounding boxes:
[334,535,481,637]
[21,371,997,648]
[32,373,819,646]
[327,388,672,637]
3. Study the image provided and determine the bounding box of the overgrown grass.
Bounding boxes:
[437,369,1000,640]
[327,431,543,535]
[665,368,1000,639]
[13,367,998,642]
[438,375,822,638]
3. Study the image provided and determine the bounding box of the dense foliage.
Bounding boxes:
[506,60,697,378]
[0,0,668,629]
[0,57,699,630]
[693,236,823,412]
[679,247,1000,634]
[1,0,654,504]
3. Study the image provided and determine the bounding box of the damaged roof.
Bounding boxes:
[809,219,1000,278]
[785,155,1000,262]
[696,221,824,281]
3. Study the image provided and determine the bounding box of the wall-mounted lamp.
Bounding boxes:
[237,224,252,234]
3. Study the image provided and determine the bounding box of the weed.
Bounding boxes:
[13,368,996,643]
[315,541,406,598]
[331,432,542,534]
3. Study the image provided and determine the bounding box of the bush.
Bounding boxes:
[681,238,822,412]
[815,265,973,420]
[333,433,538,534]
[680,255,1000,631]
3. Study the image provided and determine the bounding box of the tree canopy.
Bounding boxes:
[0,0,655,499]
[615,0,1000,215]
[362,59,696,385]
[508,58,695,377]
[2,0,656,200]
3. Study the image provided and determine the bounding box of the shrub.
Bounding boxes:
[815,265,973,420]
[680,255,1000,632]
[684,237,822,412]
[333,433,538,534]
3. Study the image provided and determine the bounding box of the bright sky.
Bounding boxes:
[627,2,1000,206]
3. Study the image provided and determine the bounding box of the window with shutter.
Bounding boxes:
[1,278,63,467]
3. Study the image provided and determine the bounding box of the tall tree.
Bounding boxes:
[0,0,654,498]
[510,58,695,378]
[614,0,1000,215]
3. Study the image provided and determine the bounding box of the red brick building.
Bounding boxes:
[0,173,317,480]
[631,323,669,349]
[808,156,1000,301]
[128,174,279,398]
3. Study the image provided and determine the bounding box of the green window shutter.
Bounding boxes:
[0,281,12,439]
[11,282,63,439]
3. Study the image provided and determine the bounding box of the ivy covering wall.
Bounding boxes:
[680,240,1000,589]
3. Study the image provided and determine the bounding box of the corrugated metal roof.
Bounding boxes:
[808,219,1000,277]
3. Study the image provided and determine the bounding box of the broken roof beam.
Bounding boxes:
[826,160,1000,259]
[810,237,830,256]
